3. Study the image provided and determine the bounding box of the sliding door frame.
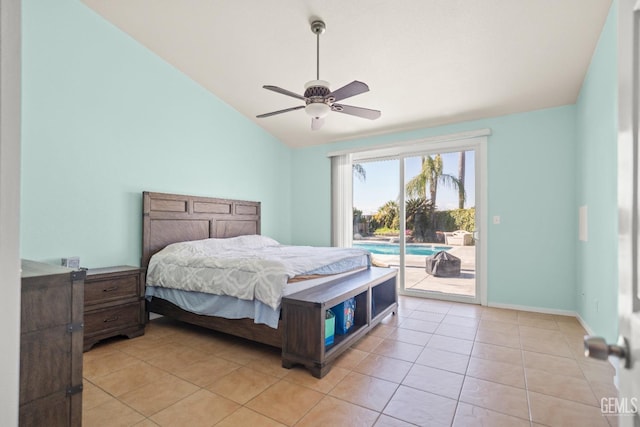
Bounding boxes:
[331,129,489,305]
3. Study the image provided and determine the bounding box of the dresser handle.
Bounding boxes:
[104,316,119,323]
[103,286,119,292]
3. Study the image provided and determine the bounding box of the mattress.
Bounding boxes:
[145,269,364,328]
[145,235,371,326]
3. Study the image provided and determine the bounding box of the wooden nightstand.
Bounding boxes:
[83,266,145,351]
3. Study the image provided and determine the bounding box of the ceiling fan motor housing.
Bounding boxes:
[304,80,332,104]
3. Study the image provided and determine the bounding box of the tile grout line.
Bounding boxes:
[450,309,480,426]
[519,320,535,427]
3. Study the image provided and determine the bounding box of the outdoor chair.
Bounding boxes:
[444,230,473,246]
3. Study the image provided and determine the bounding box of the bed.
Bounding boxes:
[141,191,378,348]
[142,191,399,377]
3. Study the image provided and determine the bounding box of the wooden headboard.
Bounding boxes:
[141,191,261,270]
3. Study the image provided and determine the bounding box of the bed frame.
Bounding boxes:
[142,191,398,378]
[142,191,283,347]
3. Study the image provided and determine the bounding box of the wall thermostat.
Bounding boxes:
[61,257,80,269]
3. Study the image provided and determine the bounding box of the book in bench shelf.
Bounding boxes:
[331,298,356,335]
[325,310,335,346]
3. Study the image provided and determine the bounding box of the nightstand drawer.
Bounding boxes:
[84,302,141,337]
[85,275,138,306]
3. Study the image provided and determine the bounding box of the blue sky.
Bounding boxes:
[353,151,475,215]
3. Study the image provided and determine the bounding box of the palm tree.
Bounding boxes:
[373,200,398,229]
[458,151,466,209]
[405,198,432,230]
[406,154,464,239]
[405,197,433,242]
[353,163,366,182]
[406,154,464,207]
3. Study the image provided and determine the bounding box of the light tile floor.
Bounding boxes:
[83,296,619,426]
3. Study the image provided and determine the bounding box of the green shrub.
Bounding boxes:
[373,227,399,236]
[433,207,475,232]
[366,200,475,242]
[373,201,399,229]
[449,207,475,232]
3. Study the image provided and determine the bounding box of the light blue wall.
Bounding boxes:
[21,0,292,267]
[292,106,578,312]
[575,2,618,341]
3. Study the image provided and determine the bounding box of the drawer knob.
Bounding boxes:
[103,286,119,292]
[104,316,119,323]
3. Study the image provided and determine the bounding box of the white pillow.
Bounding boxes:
[224,234,280,248]
[198,234,280,250]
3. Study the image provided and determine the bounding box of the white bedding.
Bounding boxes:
[146,235,370,310]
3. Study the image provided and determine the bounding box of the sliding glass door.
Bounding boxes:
[349,135,485,304]
[402,150,477,301]
[352,158,400,272]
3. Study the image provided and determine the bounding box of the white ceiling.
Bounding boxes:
[81,0,611,148]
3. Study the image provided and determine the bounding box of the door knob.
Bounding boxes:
[584,335,631,369]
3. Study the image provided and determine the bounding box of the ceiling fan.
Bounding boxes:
[256,20,381,130]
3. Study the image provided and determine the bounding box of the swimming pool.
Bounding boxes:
[353,242,451,256]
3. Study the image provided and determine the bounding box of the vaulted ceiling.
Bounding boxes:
[81,0,612,148]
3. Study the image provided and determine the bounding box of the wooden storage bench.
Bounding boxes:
[281,267,398,378]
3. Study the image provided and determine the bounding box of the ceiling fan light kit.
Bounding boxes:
[257,19,381,130]
[305,102,331,119]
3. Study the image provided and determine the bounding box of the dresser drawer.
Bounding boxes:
[20,326,72,404]
[85,274,139,306]
[84,302,141,337]
[21,279,72,332]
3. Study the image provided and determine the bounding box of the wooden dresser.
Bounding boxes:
[83,266,145,351]
[20,260,85,427]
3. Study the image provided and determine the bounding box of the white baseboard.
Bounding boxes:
[574,312,596,335]
[487,301,577,319]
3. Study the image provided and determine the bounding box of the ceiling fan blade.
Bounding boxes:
[263,85,306,101]
[332,104,381,120]
[311,117,325,130]
[256,105,304,118]
[327,81,370,102]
